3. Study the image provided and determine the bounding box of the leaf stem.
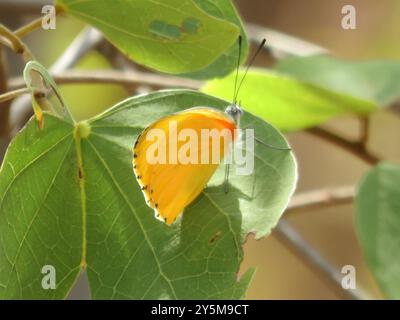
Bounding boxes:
[0,88,30,104]
[14,17,43,38]
[275,219,371,300]
[0,47,10,162]
[9,27,102,136]
[287,186,355,213]
[308,127,380,165]
[74,123,88,270]
[8,69,203,91]
[0,24,33,62]
[14,5,65,38]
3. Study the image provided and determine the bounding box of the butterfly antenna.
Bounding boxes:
[233,38,266,104]
[232,35,242,104]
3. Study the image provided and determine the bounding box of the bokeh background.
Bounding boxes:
[1,0,400,299]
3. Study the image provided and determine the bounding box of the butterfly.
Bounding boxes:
[132,106,238,224]
[132,38,287,225]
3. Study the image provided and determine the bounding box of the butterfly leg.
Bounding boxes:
[224,163,231,194]
[241,126,292,151]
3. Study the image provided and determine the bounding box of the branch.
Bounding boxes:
[0,24,33,62]
[308,127,380,165]
[49,27,102,73]
[246,23,329,58]
[0,0,48,14]
[0,88,30,104]
[287,186,355,213]
[359,117,370,148]
[15,5,65,38]
[9,27,103,136]
[0,47,10,163]
[8,69,203,91]
[275,219,371,300]
[14,17,43,38]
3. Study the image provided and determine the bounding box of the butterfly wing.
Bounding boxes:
[133,107,236,224]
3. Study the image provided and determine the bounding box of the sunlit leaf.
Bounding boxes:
[202,68,376,131]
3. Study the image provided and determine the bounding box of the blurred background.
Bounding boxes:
[1,0,400,299]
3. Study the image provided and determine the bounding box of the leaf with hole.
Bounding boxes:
[57,0,240,74]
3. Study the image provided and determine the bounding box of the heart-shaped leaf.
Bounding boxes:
[356,162,400,299]
[56,0,240,74]
[0,90,296,299]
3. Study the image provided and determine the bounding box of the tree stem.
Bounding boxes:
[14,17,43,38]
[0,47,10,162]
[0,88,30,104]
[0,24,33,62]
[287,186,355,213]
[308,127,380,166]
[14,5,65,38]
[8,69,203,90]
[275,219,371,300]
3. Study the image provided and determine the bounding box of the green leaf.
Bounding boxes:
[57,0,240,74]
[0,117,82,299]
[276,54,400,107]
[356,162,400,299]
[202,68,377,131]
[0,90,296,299]
[181,0,248,79]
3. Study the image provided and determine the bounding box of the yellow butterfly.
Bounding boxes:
[132,106,239,224]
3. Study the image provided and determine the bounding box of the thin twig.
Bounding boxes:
[0,36,12,49]
[246,23,329,58]
[8,69,203,91]
[15,5,65,38]
[0,88,30,104]
[287,186,355,213]
[0,25,24,53]
[275,219,371,300]
[0,24,33,61]
[9,27,103,136]
[359,117,370,148]
[308,127,380,165]
[14,17,43,38]
[50,27,102,73]
[0,0,48,14]
[0,47,10,163]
